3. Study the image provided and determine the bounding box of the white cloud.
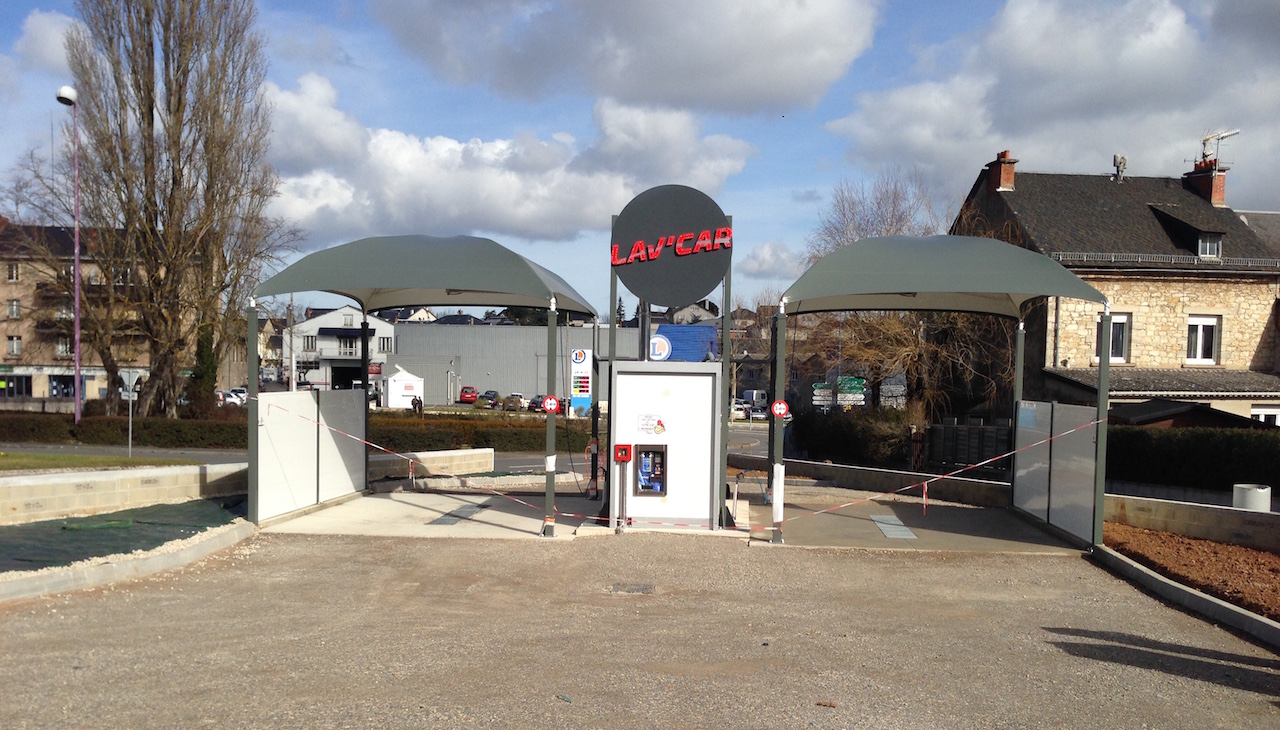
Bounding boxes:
[368,0,878,112]
[828,0,1280,211]
[266,78,754,246]
[14,10,73,74]
[738,240,807,280]
[265,74,370,175]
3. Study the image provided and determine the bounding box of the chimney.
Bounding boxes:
[985,150,1018,194]
[1183,158,1228,207]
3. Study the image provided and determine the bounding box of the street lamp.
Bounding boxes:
[56,85,81,423]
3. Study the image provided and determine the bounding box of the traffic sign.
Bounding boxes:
[542,395,560,413]
[770,400,789,418]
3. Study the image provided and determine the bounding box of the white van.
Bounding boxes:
[742,389,768,408]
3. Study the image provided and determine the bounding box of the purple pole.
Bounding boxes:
[72,100,82,423]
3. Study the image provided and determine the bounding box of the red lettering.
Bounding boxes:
[674,232,695,255]
[714,227,732,249]
[611,244,626,266]
[626,239,647,264]
[647,236,666,259]
[692,229,714,253]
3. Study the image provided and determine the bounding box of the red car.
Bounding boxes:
[459,386,477,404]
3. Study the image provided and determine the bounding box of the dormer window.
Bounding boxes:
[1198,232,1222,258]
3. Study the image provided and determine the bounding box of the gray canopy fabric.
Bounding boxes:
[783,235,1105,318]
[254,234,597,315]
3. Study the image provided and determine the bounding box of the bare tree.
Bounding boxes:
[60,0,294,416]
[802,167,1013,417]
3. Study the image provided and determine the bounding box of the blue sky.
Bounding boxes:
[3,0,1279,317]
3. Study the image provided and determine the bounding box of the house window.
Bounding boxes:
[303,335,316,351]
[7,300,18,319]
[56,336,71,357]
[343,314,354,327]
[0,375,32,397]
[338,337,357,356]
[1095,313,1131,364]
[1198,233,1222,258]
[1186,315,1220,365]
[7,263,19,282]
[6,336,20,356]
[378,336,392,353]
[1252,406,1280,427]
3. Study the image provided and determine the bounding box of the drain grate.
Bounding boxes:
[870,514,917,539]
[428,503,491,526]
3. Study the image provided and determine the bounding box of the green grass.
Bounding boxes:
[0,452,199,472]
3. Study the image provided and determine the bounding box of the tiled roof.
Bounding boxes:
[996,173,1280,268]
[0,222,78,258]
[1046,367,1280,396]
[1241,210,1280,249]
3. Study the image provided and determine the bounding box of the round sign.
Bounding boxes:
[542,395,560,413]
[649,334,672,361]
[610,185,732,308]
[570,349,587,364]
[770,400,789,418]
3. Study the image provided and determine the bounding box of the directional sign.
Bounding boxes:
[770,400,789,418]
[542,395,560,413]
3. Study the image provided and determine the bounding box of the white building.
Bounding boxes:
[283,305,395,391]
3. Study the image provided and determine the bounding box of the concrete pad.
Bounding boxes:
[748,490,1081,553]
[262,491,609,540]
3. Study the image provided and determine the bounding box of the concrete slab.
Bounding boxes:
[747,488,1081,554]
[262,491,610,540]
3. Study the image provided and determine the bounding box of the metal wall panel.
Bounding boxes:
[393,324,641,405]
[254,391,320,522]
[1012,400,1051,521]
[1048,403,1097,544]
[317,390,366,501]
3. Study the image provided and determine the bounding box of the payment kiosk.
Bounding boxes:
[609,361,722,530]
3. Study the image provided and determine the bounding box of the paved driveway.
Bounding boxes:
[2,524,1276,727]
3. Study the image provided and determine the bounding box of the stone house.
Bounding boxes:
[953,150,1280,422]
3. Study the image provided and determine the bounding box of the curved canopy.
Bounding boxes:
[783,235,1105,318]
[255,234,596,315]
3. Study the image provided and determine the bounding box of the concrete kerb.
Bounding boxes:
[1090,545,1280,651]
[0,519,256,603]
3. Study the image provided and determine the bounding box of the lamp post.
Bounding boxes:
[56,85,81,423]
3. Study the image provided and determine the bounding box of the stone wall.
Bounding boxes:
[1046,274,1278,370]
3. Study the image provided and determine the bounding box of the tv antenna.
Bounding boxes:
[1199,129,1240,166]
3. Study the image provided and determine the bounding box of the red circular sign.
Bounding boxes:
[542,395,560,413]
[770,400,789,418]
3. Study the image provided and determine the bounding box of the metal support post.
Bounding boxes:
[544,298,559,537]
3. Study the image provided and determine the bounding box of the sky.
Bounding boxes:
[2,0,1279,318]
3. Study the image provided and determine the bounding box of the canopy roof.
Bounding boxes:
[783,235,1105,318]
[255,234,596,316]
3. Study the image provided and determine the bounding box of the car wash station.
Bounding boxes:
[247,182,1113,550]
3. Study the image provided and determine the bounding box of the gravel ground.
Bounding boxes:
[1,531,1277,729]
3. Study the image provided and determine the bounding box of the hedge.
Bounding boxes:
[788,409,914,468]
[369,416,590,453]
[0,410,594,454]
[1106,425,1280,493]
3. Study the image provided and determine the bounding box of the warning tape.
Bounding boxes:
[249,393,1103,535]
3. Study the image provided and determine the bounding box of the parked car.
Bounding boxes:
[230,387,248,404]
[504,392,526,411]
[477,389,500,409]
[731,399,750,420]
[459,386,478,404]
[527,395,546,412]
[749,406,768,421]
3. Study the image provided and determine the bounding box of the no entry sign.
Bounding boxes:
[770,400,789,418]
